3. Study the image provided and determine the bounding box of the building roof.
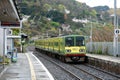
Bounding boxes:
[7,35,21,39]
[0,0,21,23]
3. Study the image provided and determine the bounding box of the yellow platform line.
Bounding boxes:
[25,53,36,80]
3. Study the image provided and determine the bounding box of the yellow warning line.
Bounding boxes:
[25,53,36,80]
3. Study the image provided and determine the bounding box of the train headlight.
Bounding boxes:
[66,49,71,52]
[79,49,85,52]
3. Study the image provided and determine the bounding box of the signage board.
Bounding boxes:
[115,29,120,34]
[0,21,20,28]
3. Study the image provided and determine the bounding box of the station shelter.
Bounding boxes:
[0,0,21,63]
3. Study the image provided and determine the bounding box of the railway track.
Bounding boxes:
[71,65,103,80]
[35,51,101,80]
[36,52,82,80]
[85,64,120,79]
[34,50,120,80]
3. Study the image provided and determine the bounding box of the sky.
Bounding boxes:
[76,0,120,8]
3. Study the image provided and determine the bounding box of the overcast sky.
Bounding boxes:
[76,0,120,8]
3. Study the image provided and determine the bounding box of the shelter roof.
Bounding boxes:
[0,0,21,23]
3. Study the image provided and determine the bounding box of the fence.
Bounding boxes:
[86,42,120,56]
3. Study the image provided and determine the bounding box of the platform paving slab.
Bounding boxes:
[0,53,31,80]
[0,52,54,80]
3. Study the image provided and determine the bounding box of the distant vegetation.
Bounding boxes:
[18,0,120,42]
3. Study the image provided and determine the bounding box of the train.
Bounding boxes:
[35,35,87,62]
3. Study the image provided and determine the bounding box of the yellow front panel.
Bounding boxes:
[65,46,86,53]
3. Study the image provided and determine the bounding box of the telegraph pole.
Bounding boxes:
[113,0,118,56]
[90,16,93,53]
[90,20,93,52]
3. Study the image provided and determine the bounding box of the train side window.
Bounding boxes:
[55,42,58,46]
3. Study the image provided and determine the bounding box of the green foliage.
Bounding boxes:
[20,0,96,20]
[12,29,19,35]
[96,49,102,54]
[14,39,21,47]
[57,4,66,13]
[50,21,60,28]
[47,10,65,23]
[19,0,116,41]
[43,4,52,11]
[90,10,97,17]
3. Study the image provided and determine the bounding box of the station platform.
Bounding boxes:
[86,53,120,76]
[0,52,54,80]
[87,54,120,63]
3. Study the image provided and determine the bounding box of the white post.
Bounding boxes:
[3,28,6,68]
[113,0,118,56]
[116,16,119,56]
[5,29,7,55]
[59,28,61,36]
[20,20,22,52]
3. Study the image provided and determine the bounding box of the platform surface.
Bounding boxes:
[87,53,120,63]
[0,52,54,80]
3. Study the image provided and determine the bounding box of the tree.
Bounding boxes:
[47,10,65,23]
[57,4,66,13]
[90,10,97,18]
[43,4,52,12]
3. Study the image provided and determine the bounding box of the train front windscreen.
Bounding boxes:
[65,37,74,46]
[76,36,85,46]
[65,36,85,47]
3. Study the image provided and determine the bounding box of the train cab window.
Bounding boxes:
[76,37,85,46]
[65,37,74,46]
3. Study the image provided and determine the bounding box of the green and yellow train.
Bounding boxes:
[35,35,87,62]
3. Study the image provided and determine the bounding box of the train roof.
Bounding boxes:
[35,35,87,42]
[36,35,85,40]
[61,35,84,37]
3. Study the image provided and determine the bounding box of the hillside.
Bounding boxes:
[18,0,119,42]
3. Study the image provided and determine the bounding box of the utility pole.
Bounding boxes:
[116,16,119,55]
[113,0,118,56]
[90,16,93,53]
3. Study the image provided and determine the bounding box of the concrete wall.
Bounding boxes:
[0,28,8,56]
[87,56,120,75]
